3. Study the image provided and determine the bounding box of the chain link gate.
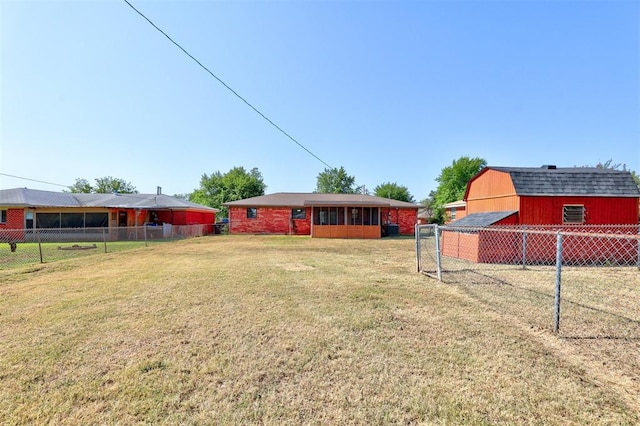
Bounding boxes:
[416,224,640,336]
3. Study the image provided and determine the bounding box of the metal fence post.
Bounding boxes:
[415,224,421,272]
[144,225,148,247]
[435,225,442,282]
[37,230,43,264]
[637,225,640,270]
[521,225,527,269]
[102,228,107,253]
[554,232,563,333]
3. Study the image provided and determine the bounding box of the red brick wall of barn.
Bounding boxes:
[0,208,26,241]
[381,208,418,236]
[229,207,311,235]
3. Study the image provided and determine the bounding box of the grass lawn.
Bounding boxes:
[0,235,638,424]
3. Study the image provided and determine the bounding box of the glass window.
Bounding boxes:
[292,208,306,219]
[563,205,585,224]
[247,208,257,219]
[0,210,6,223]
[451,207,457,220]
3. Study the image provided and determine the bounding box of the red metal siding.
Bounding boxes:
[519,196,639,225]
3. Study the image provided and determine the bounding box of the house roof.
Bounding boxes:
[465,166,640,199]
[447,211,518,227]
[223,192,422,209]
[0,188,218,211]
[443,200,466,209]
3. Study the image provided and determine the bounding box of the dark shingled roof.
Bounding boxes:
[448,211,518,227]
[491,167,640,197]
[223,193,422,208]
[0,188,218,211]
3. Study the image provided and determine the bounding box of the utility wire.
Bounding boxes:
[0,173,69,188]
[122,0,333,170]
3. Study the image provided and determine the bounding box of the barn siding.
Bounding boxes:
[466,169,518,214]
[519,196,639,225]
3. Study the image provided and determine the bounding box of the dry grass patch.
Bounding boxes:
[0,235,638,424]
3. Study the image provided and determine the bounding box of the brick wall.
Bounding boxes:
[0,208,26,241]
[229,207,311,235]
[381,208,418,236]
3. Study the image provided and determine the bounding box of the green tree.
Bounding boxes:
[430,156,487,223]
[374,182,415,203]
[94,176,138,194]
[67,178,93,193]
[190,166,266,218]
[315,166,358,193]
[67,176,138,194]
[586,159,640,189]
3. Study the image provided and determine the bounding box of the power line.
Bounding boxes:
[122,0,333,170]
[0,173,69,188]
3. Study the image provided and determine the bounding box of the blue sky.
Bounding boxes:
[1,0,638,202]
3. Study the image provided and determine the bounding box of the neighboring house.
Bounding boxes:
[0,188,217,240]
[442,166,640,263]
[223,193,421,238]
[443,200,466,224]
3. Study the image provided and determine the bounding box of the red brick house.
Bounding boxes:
[224,193,421,238]
[0,188,217,241]
[443,200,466,224]
[442,166,640,263]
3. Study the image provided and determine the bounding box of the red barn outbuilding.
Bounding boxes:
[224,193,421,238]
[442,166,640,263]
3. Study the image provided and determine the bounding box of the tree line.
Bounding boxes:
[67,158,640,223]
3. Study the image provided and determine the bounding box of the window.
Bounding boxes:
[36,213,61,228]
[563,205,585,224]
[85,213,108,227]
[292,208,306,219]
[34,212,109,228]
[313,207,344,225]
[450,207,457,220]
[0,210,6,223]
[247,208,257,219]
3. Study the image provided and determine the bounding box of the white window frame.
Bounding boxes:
[563,205,585,224]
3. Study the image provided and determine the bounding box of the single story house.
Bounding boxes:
[223,193,422,238]
[0,188,218,241]
[442,166,640,264]
[443,200,466,223]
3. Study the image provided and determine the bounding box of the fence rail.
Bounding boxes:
[416,224,640,335]
[0,224,213,269]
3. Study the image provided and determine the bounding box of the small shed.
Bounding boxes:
[442,166,640,264]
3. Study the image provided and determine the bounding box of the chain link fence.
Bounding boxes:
[416,224,640,336]
[0,224,213,269]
